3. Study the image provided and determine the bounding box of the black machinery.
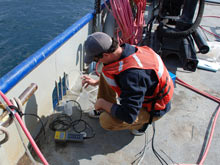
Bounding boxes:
[144,0,209,71]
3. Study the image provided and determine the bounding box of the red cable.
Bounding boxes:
[200,15,220,39]
[199,25,220,39]
[0,90,49,165]
[203,16,220,19]
[175,77,220,164]
[176,77,220,103]
[108,0,146,44]
[199,105,220,165]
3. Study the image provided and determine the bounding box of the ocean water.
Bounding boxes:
[0,0,94,77]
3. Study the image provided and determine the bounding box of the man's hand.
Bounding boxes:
[82,75,99,88]
[95,98,113,114]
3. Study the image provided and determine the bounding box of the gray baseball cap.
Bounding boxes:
[84,32,112,64]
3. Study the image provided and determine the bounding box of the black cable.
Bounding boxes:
[8,99,95,139]
[8,105,46,137]
[131,122,172,165]
[205,0,220,5]
[151,123,168,165]
[160,149,177,164]
[49,100,95,139]
[23,113,46,137]
[49,114,72,131]
[8,105,22,117]
[82,120,96,139]
[131,132,148,165]
[196,104,220,163]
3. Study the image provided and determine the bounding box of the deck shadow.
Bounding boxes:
[33,112,134,165]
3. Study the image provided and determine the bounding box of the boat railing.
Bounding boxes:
[0,12,94,94]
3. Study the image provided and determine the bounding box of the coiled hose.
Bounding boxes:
[0,125,9,145]
[158,0,205,38]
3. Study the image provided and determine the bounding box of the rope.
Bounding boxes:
[0,125,9,145]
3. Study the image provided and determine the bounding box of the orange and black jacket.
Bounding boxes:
[102,44,174,124]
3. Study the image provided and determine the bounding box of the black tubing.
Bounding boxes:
[158,0,205,38]
[192,28,209,54]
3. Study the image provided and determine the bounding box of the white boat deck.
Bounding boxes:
[18,3,220,165]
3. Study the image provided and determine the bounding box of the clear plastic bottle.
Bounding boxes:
[63,101,72,116]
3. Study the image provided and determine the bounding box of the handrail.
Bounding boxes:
[0,0,109,94]
[0,13,94,94]
[0,90,49,165]
[0,83,38,127]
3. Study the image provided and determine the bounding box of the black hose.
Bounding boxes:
[93,0,101,32]
[95,0,101,14]
[158,0,205,38]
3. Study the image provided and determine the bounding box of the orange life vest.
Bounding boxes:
[102,46,174,112]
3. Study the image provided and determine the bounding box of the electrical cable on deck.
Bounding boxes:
[176,77,220,164]
[49,99,95,139]
[199,15,220,40]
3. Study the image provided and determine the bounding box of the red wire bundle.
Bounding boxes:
[133,0,146,43]
[109,0,146,44]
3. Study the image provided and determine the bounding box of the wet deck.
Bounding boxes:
[31,3,220,165]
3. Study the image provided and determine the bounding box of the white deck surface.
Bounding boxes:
[20,3,220,165]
